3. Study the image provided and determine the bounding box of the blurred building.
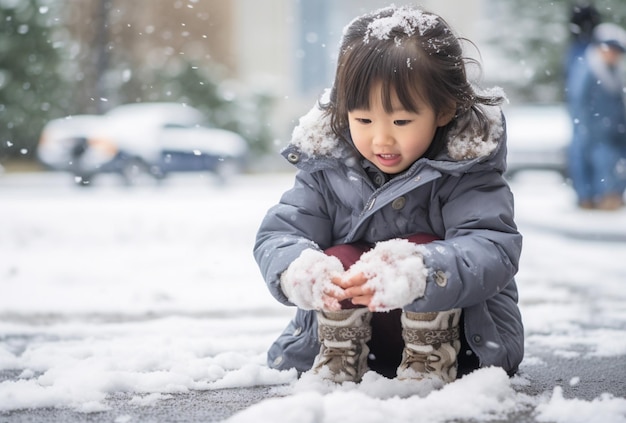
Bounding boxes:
[235,0,487,144]
[64,0,485,146]
[64,1,234,112]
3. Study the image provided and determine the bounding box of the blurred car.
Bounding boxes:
[37,103,249,185]
[503,104,571,180]
[37,114,101,172]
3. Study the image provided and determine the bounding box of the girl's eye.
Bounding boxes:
[356,118,371,124]
[394,120,412,126]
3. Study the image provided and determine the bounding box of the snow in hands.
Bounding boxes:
[345,239,428,312]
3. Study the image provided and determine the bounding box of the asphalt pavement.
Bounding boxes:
[0,382,282,423]
[1,172,625,423]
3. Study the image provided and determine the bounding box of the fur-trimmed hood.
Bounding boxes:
[282,95,508,177]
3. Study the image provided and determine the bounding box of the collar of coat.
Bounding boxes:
[283,98,506,174]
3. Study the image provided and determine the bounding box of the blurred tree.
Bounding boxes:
[0,0,70,161]
[484,0,626,103]
[0,0,274,165]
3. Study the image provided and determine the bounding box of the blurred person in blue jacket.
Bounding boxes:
[567,22,626,210]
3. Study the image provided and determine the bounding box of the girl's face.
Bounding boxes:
[348,82,452,174]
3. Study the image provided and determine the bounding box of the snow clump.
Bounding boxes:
[288,90,344,158]
[364,6,438,43]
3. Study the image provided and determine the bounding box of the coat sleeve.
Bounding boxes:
[253,170,335,306]
[405,170,523,313]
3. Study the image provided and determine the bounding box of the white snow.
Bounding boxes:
[0,170,625,422]
[280,249,345,311]
[283,238,430,313]
[288,90,346,158]
[363,6,438,43]
[446,102,503,161]
[344,238,428,311]
[536,387,626,423]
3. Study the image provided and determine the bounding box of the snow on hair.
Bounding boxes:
[363,6,438,43]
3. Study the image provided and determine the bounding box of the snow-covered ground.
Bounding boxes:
[1,171,625,422]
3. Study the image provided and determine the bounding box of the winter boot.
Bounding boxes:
[396,309,461,383]
[311,308,372,383]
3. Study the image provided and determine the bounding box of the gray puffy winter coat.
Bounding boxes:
[253,102,524,375]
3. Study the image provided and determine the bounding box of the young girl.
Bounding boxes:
[254,5,523,384]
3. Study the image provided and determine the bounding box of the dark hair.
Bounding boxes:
[569,2,601,41]
[322,6,503,157]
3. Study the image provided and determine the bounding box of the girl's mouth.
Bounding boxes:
[376,153,401,167]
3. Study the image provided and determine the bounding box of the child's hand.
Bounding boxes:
[328,273,375,309]
[341,239,429,312]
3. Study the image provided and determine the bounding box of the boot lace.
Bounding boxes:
[317,344,358,377]
[402,348,441,372]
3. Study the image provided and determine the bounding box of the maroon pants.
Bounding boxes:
[324,234,478,378]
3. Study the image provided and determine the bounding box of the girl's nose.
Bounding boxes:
[373,127,393,146]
